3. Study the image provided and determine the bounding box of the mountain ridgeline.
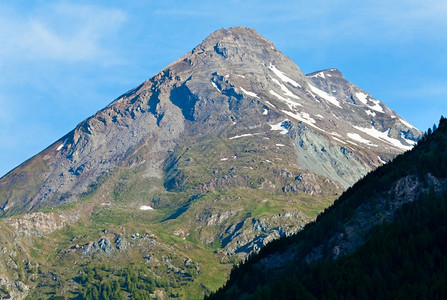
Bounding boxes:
[0,27,423,298]
[208,116,447,299]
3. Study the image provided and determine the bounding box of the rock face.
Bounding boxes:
[0,26,420,216]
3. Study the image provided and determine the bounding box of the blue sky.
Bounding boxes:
[1,0,446,177]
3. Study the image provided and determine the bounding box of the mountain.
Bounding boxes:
[0,27,421,298]
[208,117,447,299]
[0,27,419,215]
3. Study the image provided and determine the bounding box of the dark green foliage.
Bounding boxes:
[78,264,169,299]
[208,116,447,299]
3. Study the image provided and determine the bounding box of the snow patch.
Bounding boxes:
[365,109,376,117]
[316,114,324,119]
[240,87,259,98]
[356,92,368,105]
[331,132,342,137]
[220,158,228,161]
[377,156,387,164]
[309,85,341,107]
[269,90,302,110]
[356,92,384,113]
[367,98,384,113]
[263,109,269,115]
[347,133,377,146]
[281,110,318,130]
[270,120,289,134]
[309,72,325,79]
[140,205,154,211]
[211,81,220,92]
[56,139,68,151]
[272,78,300,100]
[268,64,300,87]
[280,110,328,134]
[211,82,220,92]
[269,89,288,102]
[331,136,346,144]
[354,126,412,150]
[308,91,321,103]
[229,133,260,140]
[276,144,285,147]
[265,101,275,108]
[399,118,417,130]
[400,133,417,145]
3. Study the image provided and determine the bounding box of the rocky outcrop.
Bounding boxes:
[310,174,447,263]
[115,234,130,252]
[195,209,243,227]
[282,172,343,195]
[220,210,311,257]
[80,238,114,256]
[0,276,29,300]
[5,211,78,236]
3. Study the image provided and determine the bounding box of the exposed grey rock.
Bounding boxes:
[5,212,78,236]
[115,234,130,252]
[0,277,29,300]
[80,237,113,255]
[95,238,113,254]
[195,208,243,227]
[220,210,310,257]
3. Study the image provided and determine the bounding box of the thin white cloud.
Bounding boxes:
[0,3,126,63]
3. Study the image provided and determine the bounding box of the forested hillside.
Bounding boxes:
[208,116,447,299]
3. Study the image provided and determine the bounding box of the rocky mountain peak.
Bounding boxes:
[193,26,277,56]
[0,27,421,215]
[176,26,306,86]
